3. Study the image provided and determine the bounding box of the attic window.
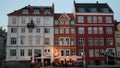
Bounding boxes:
[102,8,109,12]
[44,8,51,14]
[90,8,97,12]
[22,9,29,14]
[33,9,40,14]
[78,8,85,12]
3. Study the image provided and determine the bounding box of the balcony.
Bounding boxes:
[27,20,35,28]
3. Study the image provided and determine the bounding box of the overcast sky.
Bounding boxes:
[0,0,120,30]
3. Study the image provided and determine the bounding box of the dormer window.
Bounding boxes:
[33,9,40,14]
[90,8,97,12]
[44,8,51,14]
[78,8,85,12]
[22,9,29,14]
[102,8,109,13]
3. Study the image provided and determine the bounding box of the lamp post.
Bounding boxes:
[83,44,85,68]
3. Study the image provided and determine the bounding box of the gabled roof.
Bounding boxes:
[74,2,113,13]
[54,13,74,20]
[8,4,54,16]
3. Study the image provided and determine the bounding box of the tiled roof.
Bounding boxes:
[8,5,54,16]
[74,2,113,13]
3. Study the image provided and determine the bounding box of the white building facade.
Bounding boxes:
[6,5,54,64]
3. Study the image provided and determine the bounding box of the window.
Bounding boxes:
[60,28,64,34]
[66,50,70,56]
[89,49,94,57]
[99,37,104,46]
[94,37,98,45]
[54,38,59,45]
[106,38,113,46]
[55,20,58,25]
[33,9,40,14]
[117,43,120,47]
[61,50,64,56]
[44,9,51,14]
[100,49,105,57]
[28,35,32,44]
[88,27,92,34]
[78,27,84,34]
[60,38,64,45]
[78,8,85,12]
[95,49,99,57]
[106,27,112,34]
[71,28,75,34]
[65,20,69,25]
[20,49,24,56]
[116,34,120,38]
[70,20,75,25]
[98,16,102,23]
[65,38,70,45]
[28,49,32,56]
[118,51,120,56]
[65,28,69,34]
[11,38,17,44]
[93,27,98,34]
[36,28,40,33]
[29,18,33,23]
[44,38,50,45]
[93,16,97,23]
[34,49,41,56]
[22,9,29,14]
[29,28,33,33]
[99,27,103,34]
[71,38,75,45]
[21,28,25,33]
[72,50,76,55]
[36,18,40,24]
[44,28,50,33]
[78,16,84,23]
[35,36,40,44]
[11,28,17,33]
[88,38,93,46]
[87,16,92,23]
[22,17,26,24]
[78,38,85,46]
[60,20,64,25]
[45,17,51,25]
[90,8,97,12]
[21,36,25,44]
[102,8,109,13]
[55,28,58,34]
[106,16,112,23]
[10,49,16,56]
[12,17,16,24]
[79,49,84,56]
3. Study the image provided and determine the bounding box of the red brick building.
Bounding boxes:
[54,13,76,62]
[73,1,116,65]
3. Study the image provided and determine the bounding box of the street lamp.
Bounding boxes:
[83,44,85,68]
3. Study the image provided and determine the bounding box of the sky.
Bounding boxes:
[0,0,120,30]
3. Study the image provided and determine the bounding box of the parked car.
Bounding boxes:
[72,60,83,67]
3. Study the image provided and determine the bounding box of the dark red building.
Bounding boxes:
[74,1,116,65]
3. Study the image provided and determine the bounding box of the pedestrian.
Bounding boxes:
[45,61,48,68]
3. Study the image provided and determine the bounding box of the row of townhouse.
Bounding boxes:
[6,1,117,65]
